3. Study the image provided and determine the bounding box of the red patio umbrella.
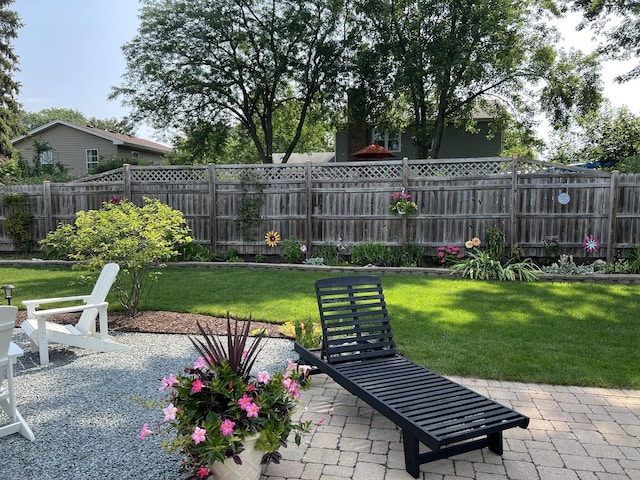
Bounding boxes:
[351,143,395,159]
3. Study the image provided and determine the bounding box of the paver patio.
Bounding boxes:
[265,374,640,480]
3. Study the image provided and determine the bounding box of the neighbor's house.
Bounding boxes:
[11,120,172,176]
[336,111,503,161]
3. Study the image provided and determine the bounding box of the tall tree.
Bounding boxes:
[354,0,602,158]
[113,0,350,164]
[20,107,136,135]
[0,0,22,157]
[570,0,640,81]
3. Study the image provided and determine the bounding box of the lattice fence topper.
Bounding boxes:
[71,157,601,186]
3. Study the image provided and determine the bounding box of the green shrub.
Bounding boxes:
[451,250,540,281]
[177,243,215,262]
[3,192,33,253]
[485,225,506,261]
[40,197,192,316]
[224,248,240,261]
[351,242,390,266]
[313,244,345,265]
[281,238,305,264]
[254,253,267,263]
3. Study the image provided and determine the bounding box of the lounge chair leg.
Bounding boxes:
[488,431,503,455]
[402,431,421,479]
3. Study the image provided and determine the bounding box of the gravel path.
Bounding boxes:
[3,329,297,480]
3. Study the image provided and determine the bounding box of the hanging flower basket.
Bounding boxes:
[389,191,418,216]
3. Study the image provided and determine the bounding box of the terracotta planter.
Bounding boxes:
[208,435,263,480]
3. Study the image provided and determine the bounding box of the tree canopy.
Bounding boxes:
[113,0,350,164]
[0,0,22,157]
[570,0,640,81]
[352,0,603,158]
[20,107,136,135]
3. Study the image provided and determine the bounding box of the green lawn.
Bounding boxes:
[2,264,638,389]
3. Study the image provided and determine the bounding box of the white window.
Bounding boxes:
[86,149,99,170]
[372,129,401,152]
[39,149,54,165]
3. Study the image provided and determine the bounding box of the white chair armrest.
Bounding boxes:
[23,295,91,309]
[30,302,108,318]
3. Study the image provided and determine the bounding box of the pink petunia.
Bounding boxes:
[197,467,209,479]
[238,394,254,411]
[437,252,444,258]
[245,403,261,418]
[193,356,207,369]
[163,403,178,421]
[159,374,177,391]
[192,426,207,444]
[191,379,204,393]
[138,423,151,440]
[220,419,235,436]
[256,371,270,384]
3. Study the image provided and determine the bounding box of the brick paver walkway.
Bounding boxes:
[265,374,640,480]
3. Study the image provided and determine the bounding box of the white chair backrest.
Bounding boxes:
[75,263,120,334]
[0,306,18,362]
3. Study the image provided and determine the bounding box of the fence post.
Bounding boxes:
[401,157,409,246]
[43,181,52,233]
[606,171,619,262]
[208,164,218,252]
[123,164,132,199]
[510,157,519,254]
[306,161,313,254]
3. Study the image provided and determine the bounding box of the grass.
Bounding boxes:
[2,264,638,389]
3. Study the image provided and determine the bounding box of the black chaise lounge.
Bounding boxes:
[294,275,529,478]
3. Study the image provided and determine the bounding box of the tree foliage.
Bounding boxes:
[570,0,640,81]
[20,107,136,135]
[40,197,193,317]
[547,106,640,170]
[352,0,602,158]
[0,0,23,157]
[113,0,349,163]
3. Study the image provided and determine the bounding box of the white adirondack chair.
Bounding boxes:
[21,263,128,365]
[0,305,34,441]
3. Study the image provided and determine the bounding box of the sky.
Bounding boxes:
[11,1,640,143]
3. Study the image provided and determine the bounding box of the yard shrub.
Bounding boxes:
[3,192,33,253]
[281,238,306,264]
[351,242,390,266]
[40,197,192,316]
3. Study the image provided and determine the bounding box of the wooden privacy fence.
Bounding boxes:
[1,157,638,261]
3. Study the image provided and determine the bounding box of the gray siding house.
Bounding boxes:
[336,117,503,162]
[12,120,172,175]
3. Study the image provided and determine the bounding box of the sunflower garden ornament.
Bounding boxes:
[264,231,281,248]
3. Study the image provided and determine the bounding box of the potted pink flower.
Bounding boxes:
[139,316,311,480]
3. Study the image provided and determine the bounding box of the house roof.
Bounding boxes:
[11,120,172,154]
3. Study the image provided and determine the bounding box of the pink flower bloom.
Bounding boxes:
[138,423,151,440]
[245,403,261,418]
[198,467,209,480]
[257,371,270,384]
[159,374,177,391]
[247,384,255,392]
[163,403,178,421]
[197,467,209,479]
[193,357,207,369]
[238,394,254,411]
[191,379,204,393]
[220,419,235,436]
[471,237,481,247]
[437,252,444,258]
[192,426,207,444]
[457,254,464,259]
[440,258,446,264]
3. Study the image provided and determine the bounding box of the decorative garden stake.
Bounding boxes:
[582,235,600,254]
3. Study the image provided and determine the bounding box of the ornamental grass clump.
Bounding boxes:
[140,316,311,479]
